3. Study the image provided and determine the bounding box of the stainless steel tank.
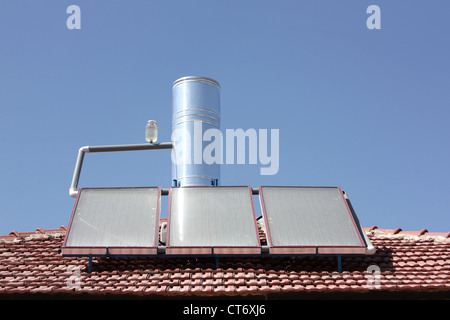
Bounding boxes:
[171,76,221,186]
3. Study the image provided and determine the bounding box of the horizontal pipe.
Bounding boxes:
[69,142,173,198]
[61,248,371,258]
[86,142,173,153]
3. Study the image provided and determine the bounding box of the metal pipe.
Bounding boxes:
[69,142,173,198]
[87,142,172,153]
[342,191,377,255]
[69,146,88,198]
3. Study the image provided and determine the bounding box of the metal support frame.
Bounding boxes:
[69,142,173,198]
[66,250,353,274]
[88,255,93,274]
[215,256,220,269]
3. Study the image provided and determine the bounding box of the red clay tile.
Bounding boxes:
[304,284,317,291]
[0,226,449,297]
[221,285,237,293]
[427,232,450,238]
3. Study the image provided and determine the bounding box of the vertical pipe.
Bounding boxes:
[171,76,221,186]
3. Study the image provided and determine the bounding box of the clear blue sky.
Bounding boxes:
[0,0,449,236]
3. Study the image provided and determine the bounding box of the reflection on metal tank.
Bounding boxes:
[171,76,221,186]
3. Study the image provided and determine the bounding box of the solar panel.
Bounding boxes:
[259,186,367,254]
[62,187,161,255]
[166,186,261,255]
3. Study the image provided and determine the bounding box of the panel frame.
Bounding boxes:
[165,186,261,255]
[61,187,161,256]
[259,186,367,255]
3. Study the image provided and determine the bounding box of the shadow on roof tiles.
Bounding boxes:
[84,249,394,274]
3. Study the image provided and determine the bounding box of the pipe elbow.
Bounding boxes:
[365,245,377,255]
[69,187,79,198]
[79,146,90,153]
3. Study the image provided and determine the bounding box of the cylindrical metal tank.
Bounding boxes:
[171,76,221,186]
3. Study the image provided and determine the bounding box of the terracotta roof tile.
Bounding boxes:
[0,226,449,298]
[0,227,67,242]
[364,226,450,239]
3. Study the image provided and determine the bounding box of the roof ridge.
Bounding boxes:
[0,226,67,243]
[364,226,450,241]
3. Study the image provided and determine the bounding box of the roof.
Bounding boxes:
[0,225,449,299]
